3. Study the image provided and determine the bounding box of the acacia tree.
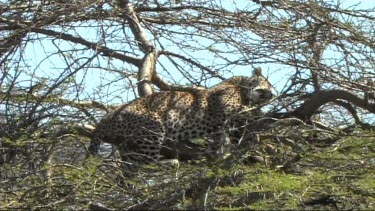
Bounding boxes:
[0,0,374,209]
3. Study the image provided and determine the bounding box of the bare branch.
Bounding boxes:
[118,0,156,53]
[291,90,375,120]
[138,51,157,96]
[31,28,141,67]
[0,91,114,112]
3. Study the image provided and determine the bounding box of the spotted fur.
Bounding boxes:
[89,68,273,175]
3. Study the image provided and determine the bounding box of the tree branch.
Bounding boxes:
[117,0,158,97]
[31,28,141,67]
[137,52,157,96]
[118,1,155,53]
[291,89,375,120]
[160,50,225,80]
[0,91,114,112]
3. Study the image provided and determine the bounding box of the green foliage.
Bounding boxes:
[185,134,375,210]
[1,129,374,210]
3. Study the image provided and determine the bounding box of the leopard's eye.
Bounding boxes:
[251,79,259,86]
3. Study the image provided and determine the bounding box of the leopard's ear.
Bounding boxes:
[252,67,262,76]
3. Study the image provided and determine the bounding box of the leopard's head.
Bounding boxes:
[241,67,273,105]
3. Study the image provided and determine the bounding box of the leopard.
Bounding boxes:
[88,68,273,175]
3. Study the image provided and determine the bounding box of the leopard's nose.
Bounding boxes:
[255,89,273,101]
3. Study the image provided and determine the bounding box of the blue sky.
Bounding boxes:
[3,0,374,106]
